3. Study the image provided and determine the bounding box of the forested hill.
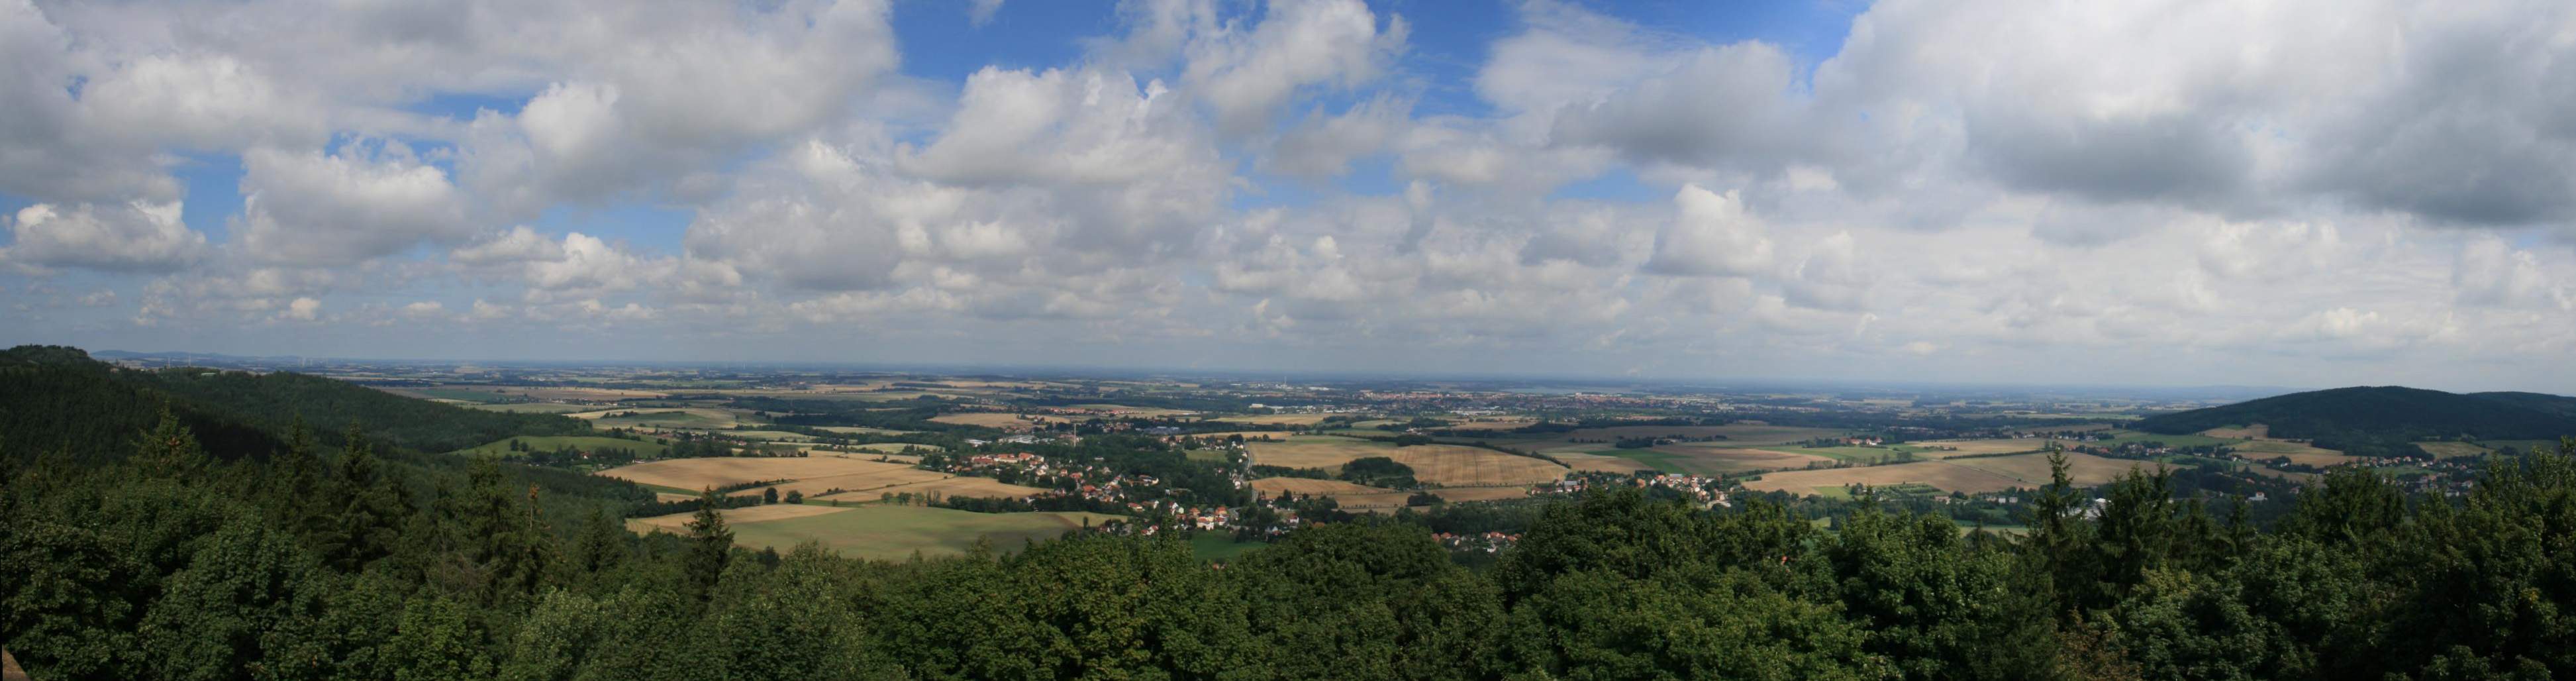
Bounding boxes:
[0,344,589,456]
[2132,386,2576,455]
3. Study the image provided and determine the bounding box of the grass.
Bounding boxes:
[631,505,1120,560]
[454,435,668,458]
[464,402,597,414]
[388,387,511,403]
[1188,533,1268,562]
[1763,446,1916,464]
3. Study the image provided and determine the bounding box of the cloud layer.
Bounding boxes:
[3,0,2574,390]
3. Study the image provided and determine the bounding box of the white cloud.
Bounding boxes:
[281,296,321,321]
[1,201,206,273]
[1644,185,1774,278]
[236,143,470,266]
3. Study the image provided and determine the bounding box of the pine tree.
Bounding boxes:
[684,488,734,599]
[132,403,207,478]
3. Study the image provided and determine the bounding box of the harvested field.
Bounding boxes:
[1549,451,1654,474]
[2230,440,2359,467]
[1946,452,2152,487]
[1624,446,1836,475]
[818,476,1047,502]
[1245,477,1418,511]
[630,505,1118,560]
[598,457,944,498]
[1908,439,2050,458]
[1247,435,1395,469]
[1381,446,1567,486]
[1252,477,1393,497]
[1740,462,2028,496]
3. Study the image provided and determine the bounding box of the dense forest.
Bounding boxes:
[2134,386,2576,458]
[11,348,2576,678]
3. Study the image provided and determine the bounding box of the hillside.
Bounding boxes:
[2132,386,2576,456]
[0,344,593,456]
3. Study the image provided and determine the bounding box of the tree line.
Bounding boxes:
[11,398,2576,678]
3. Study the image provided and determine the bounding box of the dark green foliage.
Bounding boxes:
[2133,386,2576,452]
[17,364,2576,679]
[1339,455,1417,488]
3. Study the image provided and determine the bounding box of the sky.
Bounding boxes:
[1,0,2573,392]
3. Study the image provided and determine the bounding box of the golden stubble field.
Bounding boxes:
[1741,451,2148,496]
[599,456,1036,500]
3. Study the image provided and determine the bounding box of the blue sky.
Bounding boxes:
[3,0,2574,390]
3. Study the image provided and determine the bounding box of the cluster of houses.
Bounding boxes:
[960,434,1054,447]
[1109,499,1238,535]
[1432,531,1520,553]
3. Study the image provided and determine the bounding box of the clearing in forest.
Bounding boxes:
[628,505,1119,560]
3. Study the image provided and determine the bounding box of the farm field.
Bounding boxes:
[710,429,817,442]
[1761,445,1920,464]
[809,425,916,436]
[2080,430,2240,448]
[1438,417,1541,431]
[1246,435,1395,469]
[630,505,1118,560]
[2197,425,2269,439]
[1740,461,2027,496]
[928,412,1060,430]
[1211,413,1345,426]
[464,402,597,414]
[2414,442,2489,459]
[453,435,668,458]
[2229,440,2359,466]
[1381,446,1567,486]
[1251,477,1393,497]
[1944,452,2149,488]
[842,442,946,454]
[1548,451,1654,474]
[1624,445,1836,475]
[571,407,756,429]
[817,476,1047,502]
[445,386,668,402]
[1249,477,1416,510]
[599,457,945,498]
[1908,439,2050,458]
[1066,404,1199,417]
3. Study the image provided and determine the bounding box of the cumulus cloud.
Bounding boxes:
[1,201,206,273]
[236,143,470,266]
[4,0,2574,386]
[1644,185,1774,278]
